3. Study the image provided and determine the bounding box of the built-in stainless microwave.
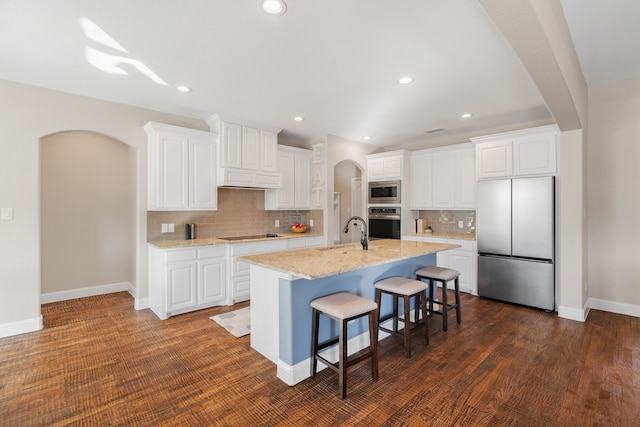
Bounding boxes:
[368,180,401,204]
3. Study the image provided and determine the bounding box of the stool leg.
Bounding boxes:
[339,318,347,399]
[368,309,379,380]
[375,288,382,328]
[442,280,448,332]
[420,289,429,346]
[392,295,399,333]
[311,308,319,377]
[402,294,411,357]
[428,279,435,315]
[455,277,461,324]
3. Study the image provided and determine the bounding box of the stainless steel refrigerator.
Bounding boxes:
[477,176,555,311]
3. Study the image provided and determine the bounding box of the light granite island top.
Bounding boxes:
[239,238,459,385]
[239,238,459,280]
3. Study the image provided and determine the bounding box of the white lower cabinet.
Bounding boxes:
[149,236,324,319]
[227,239,288,304]
[401,235,477,295]
[149,245,227,320]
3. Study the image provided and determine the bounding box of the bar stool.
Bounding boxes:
[374,277,429,357]
[415,266,461,332]
[310,292,379,399]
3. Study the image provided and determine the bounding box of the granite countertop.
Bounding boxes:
[148,232,324,249]
[402,231,476,241]
[239,238,459,280]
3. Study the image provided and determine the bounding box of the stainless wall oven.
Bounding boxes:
[368,207,401,240]
[368,180,401,204]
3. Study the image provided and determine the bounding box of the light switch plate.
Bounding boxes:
[1,208,13,220]
[161,224,168,233]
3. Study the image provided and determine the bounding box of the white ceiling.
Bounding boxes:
[0,1,635,147]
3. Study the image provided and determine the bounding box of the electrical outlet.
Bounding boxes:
[309,219,314,227]
[458,220,464,229]
[275,220,280,227]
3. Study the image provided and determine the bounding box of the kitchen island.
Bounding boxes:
[240,238,458,385]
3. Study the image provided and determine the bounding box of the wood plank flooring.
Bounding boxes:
[1,292,638,426]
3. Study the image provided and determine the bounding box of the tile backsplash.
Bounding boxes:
[415,210,476,235]
[147,188,324,242]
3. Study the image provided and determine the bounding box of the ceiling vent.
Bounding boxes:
[425,127,444,134]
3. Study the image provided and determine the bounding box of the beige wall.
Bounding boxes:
[0,78,206,328]
[41,131,136,293]
[587,76,640,306]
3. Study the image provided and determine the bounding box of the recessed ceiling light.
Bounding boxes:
[176,85,192,93]
[259,0,287,15]
[460,113,473,119]
[293,116,304,122]
[363,136,372,140]
[398,76,414,85]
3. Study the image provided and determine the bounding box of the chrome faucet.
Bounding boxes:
[343,216,368,250]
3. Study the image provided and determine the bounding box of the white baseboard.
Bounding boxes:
[589,297,640,318]
[134,297,149,310]
[557,303,590,322]
[0,315,43,338]
[40,282,134,304]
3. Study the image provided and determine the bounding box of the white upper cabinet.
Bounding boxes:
[265,146,312,210]
[474,139,513,179]
[145,122,217,211]
[409,152,433,209]
[207,114,282,188]
[367,152,405,181]
[409,144,475,210]
[472,125,558,179]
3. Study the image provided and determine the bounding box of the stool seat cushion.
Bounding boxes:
[416,266,460,282]
[310,292,377,319]
[374,276,427,296]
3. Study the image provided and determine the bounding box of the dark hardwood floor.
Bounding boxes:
[1,291,638,426]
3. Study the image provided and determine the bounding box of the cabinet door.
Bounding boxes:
[156,132,189,209]
[276,150,296,209]
[432,152,455,208]
[367,159,385,181]
[514,134,556,176]
[242,126,261,170]
[476,140,513,179]
[198,258,226,305]
[260,130,278,172]
[167,262,197,312]
[294,153,311,209]
[383,156,402,179]
[189,136,216,210]
[410,153,433,209]
[455,148,476,209]
[221,122,243,169]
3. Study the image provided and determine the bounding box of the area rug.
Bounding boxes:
[210,307,250,338]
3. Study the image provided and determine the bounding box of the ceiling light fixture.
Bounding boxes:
[176,85,192,93]
[259,0,287,16]
[398,76,414,84]
[460,113,473,119]
[293,116,304,121]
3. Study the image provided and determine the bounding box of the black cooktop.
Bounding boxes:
[218,234,279,241]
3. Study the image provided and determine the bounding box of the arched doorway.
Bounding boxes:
[333,160,364,244]
[40,131,136,301]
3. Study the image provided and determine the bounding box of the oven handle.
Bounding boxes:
[369,214,401,220]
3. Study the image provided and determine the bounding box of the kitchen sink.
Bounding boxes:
[218,234,279,241]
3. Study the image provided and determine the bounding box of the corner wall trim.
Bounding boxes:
[0,315,43,338]
[40,282,133,304]
[557,302,589,322]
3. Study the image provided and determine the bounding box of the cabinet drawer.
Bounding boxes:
[166,249,197,263]
[198,245,227,259]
